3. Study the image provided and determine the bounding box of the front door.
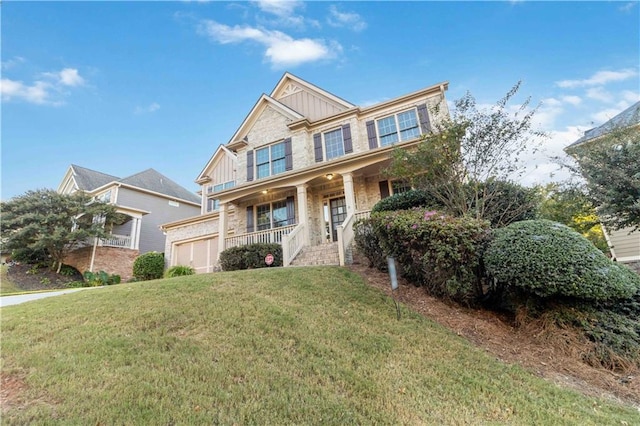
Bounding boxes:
[329,197,347,242]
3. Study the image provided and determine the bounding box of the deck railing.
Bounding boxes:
[337,209,371,266]
[224,224,296,250]
[98,234,132,249]
[282,223,305,267]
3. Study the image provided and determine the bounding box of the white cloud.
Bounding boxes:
[198,19,340,67]
[327,5,367,32]
[591,107,628,124]
[619,2,637,12]
[561,95,582,106]
[1,56,25,70]
[253,0,303,18]
[0,78,53,104]
[555,68,638,88]
[621,90,640,103]
[134,102,161,114]
[58,68,85,86]
[586,87,614,103]
[1,67,86,105]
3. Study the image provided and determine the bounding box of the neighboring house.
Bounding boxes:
[58,165,201,279]
[162,72,449,273]
[565,101,640,271]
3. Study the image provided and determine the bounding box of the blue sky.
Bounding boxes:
[2,1,639,200]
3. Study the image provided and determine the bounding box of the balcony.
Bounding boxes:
[224,224,296,250]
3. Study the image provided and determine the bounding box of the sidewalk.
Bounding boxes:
[0,287,100,308]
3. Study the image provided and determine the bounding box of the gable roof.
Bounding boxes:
[119,169,201,204]
[70,164,120,191]
[270,72,355,110]
[196,144,236,184]
[59,165,199,204]
[568,101,640,148]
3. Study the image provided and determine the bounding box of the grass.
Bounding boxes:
[1,266,639,424]
[0,265,22,295]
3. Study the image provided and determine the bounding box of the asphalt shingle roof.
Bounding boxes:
[70,165,199,204]
[569,101,640,148]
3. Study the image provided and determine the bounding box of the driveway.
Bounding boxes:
[0,287,100,308]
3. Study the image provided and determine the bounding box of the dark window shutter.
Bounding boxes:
[366,120,378,149]
[246,205,254,233]
[417,104,431,134]
[313,133,323,162]
[246,150,254,182]
[286,196,295,225]
[379,181,390,199]
[342,124,353,154]
[284,138,293,171]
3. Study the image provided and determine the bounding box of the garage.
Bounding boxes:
[173,237,219,274]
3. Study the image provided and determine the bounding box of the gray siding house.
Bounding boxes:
[58,165,200,279]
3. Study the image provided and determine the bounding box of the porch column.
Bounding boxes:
[132,217,142,250]
[217,202,228,262]
[342,172,356,215]
[296,184,309,245]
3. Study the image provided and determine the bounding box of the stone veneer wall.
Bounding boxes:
[64,247,139,282]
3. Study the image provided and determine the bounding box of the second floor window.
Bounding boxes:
[324,128,345,160]
[377,109,420,146]
[206,198,220,213]
[207,180,235,194]
[313,124,353,163]
[256,142,286,179]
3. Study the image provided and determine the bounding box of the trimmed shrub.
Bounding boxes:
[354,219,387,271]
[165,265,196,278]
[132,251,165,281]
[371,189,443,214]
[484,220,640,302]
[370,209,491,304]
[83,270,121,286]
[219,243,282,271]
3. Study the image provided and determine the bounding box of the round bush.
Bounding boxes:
[371,189,443,213]
[165,265,196,278]
[132,251,165,281]
[485,220,640,301]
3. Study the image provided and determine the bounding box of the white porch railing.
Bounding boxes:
[99,234,132,248]
[282,223,305,267]
[337,210,371,266]
[224,224,296,250]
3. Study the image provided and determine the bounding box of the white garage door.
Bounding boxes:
[173,237,219,274]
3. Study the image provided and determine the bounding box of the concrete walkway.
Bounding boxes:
[0,287,101,308]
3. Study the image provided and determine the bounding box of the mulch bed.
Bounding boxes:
[347,256,640,409]
[6,263,83,292]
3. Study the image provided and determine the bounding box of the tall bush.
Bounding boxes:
[370,209,490,304]
[354,219,387,270]
[132,251,165,281]
[371,189,443,214]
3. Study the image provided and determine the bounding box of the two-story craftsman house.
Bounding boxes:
[161,73,449,273]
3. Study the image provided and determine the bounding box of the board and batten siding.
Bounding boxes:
[207,152,236,186]
[277,90,347,122]
[116,187,200,254]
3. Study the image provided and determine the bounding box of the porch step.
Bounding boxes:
[290,242,340,267]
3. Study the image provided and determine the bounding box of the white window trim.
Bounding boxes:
[376,108,420,146]
[256,141,286,180]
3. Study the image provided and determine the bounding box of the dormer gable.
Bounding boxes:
[196,144,237,185]
[227,94,303,151]
[270,72,355,121]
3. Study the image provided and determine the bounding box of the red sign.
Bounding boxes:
[265,253,274,266]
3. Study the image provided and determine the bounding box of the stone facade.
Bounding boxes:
[64,246,139,282]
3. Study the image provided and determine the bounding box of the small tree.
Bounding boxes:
[0,189,116,273]
[387,82,545,226]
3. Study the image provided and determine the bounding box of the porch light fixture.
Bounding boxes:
[326,173,334,180]
[261,189,269,194]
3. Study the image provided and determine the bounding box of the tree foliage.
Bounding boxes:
[537,182,609,253]
[387,82,545,226]
[0,189,116,272]
[566,124,640,231]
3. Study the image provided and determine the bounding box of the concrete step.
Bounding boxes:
[290,242,340,266]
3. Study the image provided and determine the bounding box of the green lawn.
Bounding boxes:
[1,267,638,425]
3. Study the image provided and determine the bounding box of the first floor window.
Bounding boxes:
[207,198,220,213]
[391,180,411,194]
[256,200,288,231]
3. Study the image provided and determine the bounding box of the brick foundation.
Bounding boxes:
[64,247,139,282]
